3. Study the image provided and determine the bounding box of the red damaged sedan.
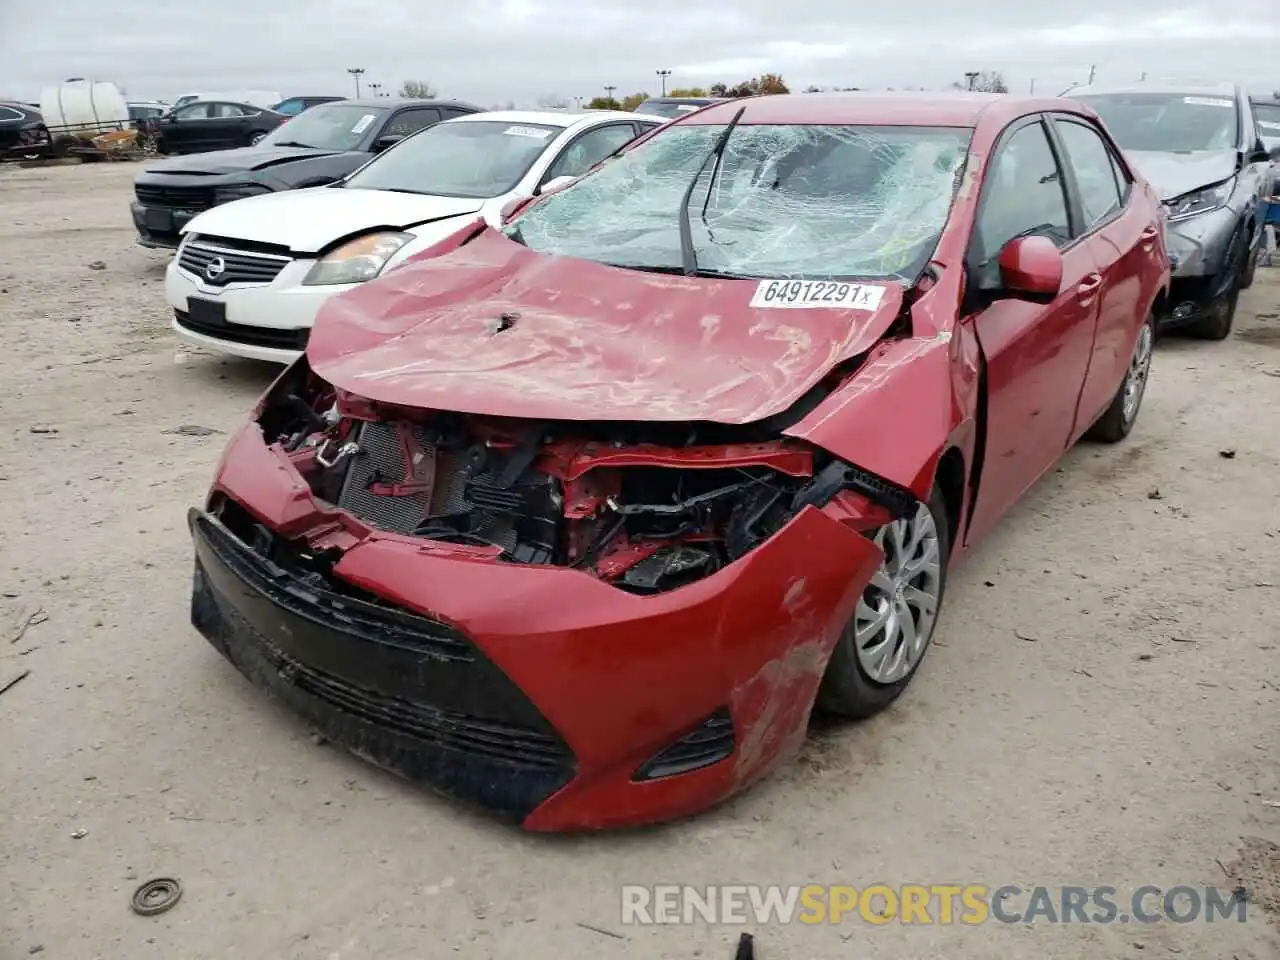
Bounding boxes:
[188,93,1169,830]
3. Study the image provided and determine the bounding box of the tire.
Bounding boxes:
[248,131,266,146]
[816,486,950,720]
[1239,237,1259,290]
[1086,311,1155,443]
[1186,224,1247,340]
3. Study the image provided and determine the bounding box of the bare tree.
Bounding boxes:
[536,93,570,109]
[952,71,1008,93]
[398,79,438,98]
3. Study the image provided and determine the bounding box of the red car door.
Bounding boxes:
[1048,114,1163,439]
[961,116,1103,544]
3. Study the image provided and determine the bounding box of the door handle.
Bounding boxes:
[1077,274,1102,301]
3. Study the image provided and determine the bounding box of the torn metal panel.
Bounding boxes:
[786,333,961,499]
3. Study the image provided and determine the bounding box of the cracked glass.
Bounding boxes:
[508,123,973,281]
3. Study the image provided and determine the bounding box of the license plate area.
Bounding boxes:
[187,297,227,327]
[144,208,173,231]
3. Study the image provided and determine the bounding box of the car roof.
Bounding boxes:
[1066,81,1238,98]
[445,109,645,129]
[676,91,1026,127]
[330,98,482,110]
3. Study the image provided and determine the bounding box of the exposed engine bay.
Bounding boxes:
[249,362,913,595]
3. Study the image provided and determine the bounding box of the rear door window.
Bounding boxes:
[1052,117,1124,230]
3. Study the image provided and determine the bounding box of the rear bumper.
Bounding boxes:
[190,423,884,829]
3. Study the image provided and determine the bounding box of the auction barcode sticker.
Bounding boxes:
[750,279,886,311]
[504,125,553,138]
[1183,97,1233,108]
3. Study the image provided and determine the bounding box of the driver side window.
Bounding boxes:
[974,120,1071,270]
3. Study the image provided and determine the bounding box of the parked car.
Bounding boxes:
[165,109,661,360]
[1251,96,1280,235]
[133,99,482,249]
[185,92,1169,830]
[153,101,287,156]
[633,96,725,118]
[1066,82,1275,338]
[0,102,50,160]
[272,95,346,116]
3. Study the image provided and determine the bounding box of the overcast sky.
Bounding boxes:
[2,0,1277,105]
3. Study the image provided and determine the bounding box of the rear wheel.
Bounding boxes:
[248,131,266,146]
[817,488,950,720]
[1087,311,1155,443]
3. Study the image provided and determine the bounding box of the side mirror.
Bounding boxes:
[998,235,1063,301]
[538,174,576,196]
[373,134,404,152]
[1267,142,1280,162]
[1248,141,1273,164]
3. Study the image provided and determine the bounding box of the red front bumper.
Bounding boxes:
[195,423,883,830]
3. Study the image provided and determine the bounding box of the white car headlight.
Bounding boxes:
[1164,178,1233,222]
[302,232,412,286]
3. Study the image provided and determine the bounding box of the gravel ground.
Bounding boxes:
[1,162,1278,960]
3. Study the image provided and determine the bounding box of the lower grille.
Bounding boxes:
[179,241,290,287]
[136,183,214,209]
[175,309,308,351]
[191,509,577,785]
[634,708,735,780]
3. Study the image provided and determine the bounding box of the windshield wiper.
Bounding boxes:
[272,140,316,149]
[678,105,747,277]
[604,263,760,280]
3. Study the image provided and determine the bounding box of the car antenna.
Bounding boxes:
[678,103,747,276]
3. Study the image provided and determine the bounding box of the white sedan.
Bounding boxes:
[165,110,661,363]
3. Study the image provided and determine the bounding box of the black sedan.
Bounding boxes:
[132,98,482,249]
[0,102,51,160]
[154,101,287,155]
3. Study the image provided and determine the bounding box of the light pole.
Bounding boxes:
[604,84,616,104]
[369,82,382,98]
[347,67,365,98]
[1029,78,1036,95]
[656,69,671,96]
[574,96,582,108]
[964,71,979,91]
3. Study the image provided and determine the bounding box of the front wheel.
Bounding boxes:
[1086,311,1155,443]
[816,488,950,720]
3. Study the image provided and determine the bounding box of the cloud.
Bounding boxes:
[1,0,1275,104]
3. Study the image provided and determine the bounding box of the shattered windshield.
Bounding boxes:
[1073,93,1239,152]
[508,123,972,280]
[344,121,563,198]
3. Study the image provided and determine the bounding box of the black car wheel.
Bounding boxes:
[248,131,266,146]
[816,486,950,721]
[1187,222,1248,341]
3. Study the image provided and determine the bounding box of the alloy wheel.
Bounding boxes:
[854,501,943,685]
[1122,322,1154,424]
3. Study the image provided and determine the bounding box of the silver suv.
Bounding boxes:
[1065,82,1277,339]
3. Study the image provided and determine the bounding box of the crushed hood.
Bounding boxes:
[307,228,905,424]
[182,186,485,252]
[146,145,343,175]
[1124,149,1238,201]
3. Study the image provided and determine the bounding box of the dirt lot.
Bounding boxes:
[1,161,1277,960]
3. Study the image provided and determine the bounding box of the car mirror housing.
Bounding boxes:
[537,175,577,196]
[373,134,404,153]
[998,235,1063,301]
